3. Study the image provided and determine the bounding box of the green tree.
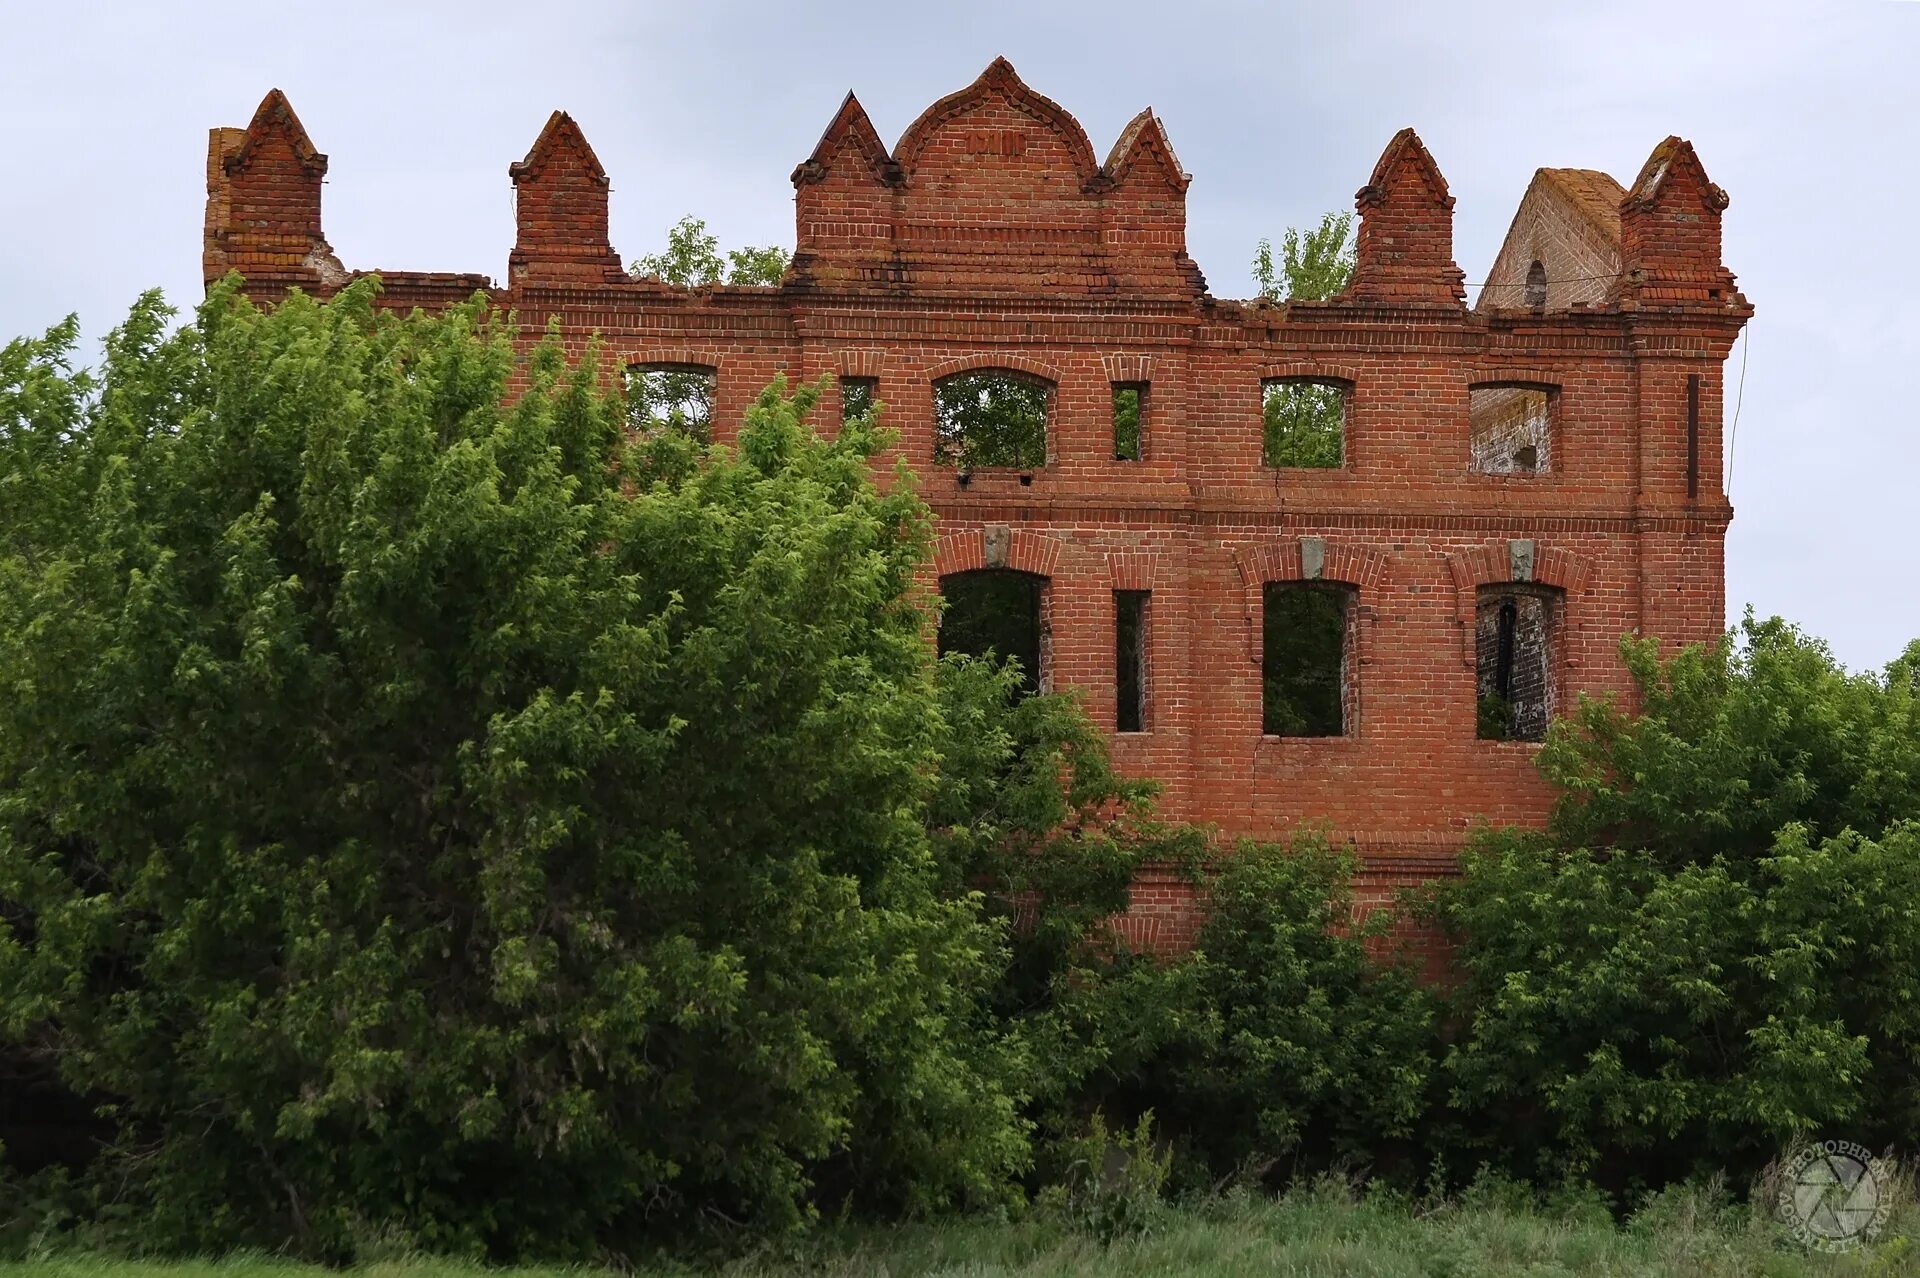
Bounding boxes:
[1537,614,1920,867]
[1159,838,1434,1175]
[0,281,1022,1258]
[625,364,714,444]
[1433,616,1920,1186]
[1255,214,1355,467]
[623,217,788,448]
[1253,211,1354,304]
[629,215,789,287]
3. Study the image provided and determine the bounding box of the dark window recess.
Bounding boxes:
[1262,582,1351,736]
[1262,378,1347,468]
[1476,585,1560,741]
[1115,589,1148,731]
[1469,385,1553,475]
[939,569,1045,697]
[933,371,1051,469]
[1686,372,1700,498]
[841,376,877,425]
[1113,383,1146,461]
[626,363,716,443]
[1525,259,1548,308]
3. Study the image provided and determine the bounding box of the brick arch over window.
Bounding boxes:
[837,349,886,379]
[1106,550,1163,590]
[923,352,1064,386]
[933,526,1069,579]
[621,347,732,374]
[1473,367,1562,392]
[1258,361,1362,386]
[1230,538,1386,665]
[1443,541,1593,666]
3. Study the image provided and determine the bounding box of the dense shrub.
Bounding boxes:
[1437,825,1920,1183]
[918,649,1216,1189]
[0,283,1025,1258]
[1136,839,1435,1182]
[1536,618,1920,865]
[1435,619,1920,1188]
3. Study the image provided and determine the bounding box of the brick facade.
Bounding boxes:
[204,63,1751,950]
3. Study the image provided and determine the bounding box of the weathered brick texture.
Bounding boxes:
[204,64,1751,955]
[1478,168,1625,312]
[509,111,626,286]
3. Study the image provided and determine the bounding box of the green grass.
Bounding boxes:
[8,1178,1917,1277]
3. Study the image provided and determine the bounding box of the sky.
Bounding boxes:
[2,1,1915,671]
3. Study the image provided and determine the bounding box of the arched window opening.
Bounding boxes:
[1262,581,1354,736]
[933,370,1051,470]
[1469,384,1554,475]
[627,363,716,443]
[1476,583,1562,741]
[939,569,1047,697]
[1261,378,1349,469]
[1524,259,1548,309]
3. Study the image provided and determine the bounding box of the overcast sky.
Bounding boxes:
[3,2,1914,671]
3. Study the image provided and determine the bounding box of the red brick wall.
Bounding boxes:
[1478,170,1624,312]
[205,67,1752,956]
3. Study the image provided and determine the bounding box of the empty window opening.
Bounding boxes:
[1476,584,1561,741]
[939,569,1046,697]
[1113,383,1146,461]
[1262,378,1348,468]
[1525,259,1548,308]
[841,376,877,425]
[1115,589,1149,731]
[933,370,1051,470]
[1469,385,1553,475]
[627,363,716,443]
[1262,582,1352,737]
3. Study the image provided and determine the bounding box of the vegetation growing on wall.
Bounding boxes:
[1255,213,1355,467]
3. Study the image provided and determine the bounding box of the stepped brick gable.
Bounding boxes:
[204,70,1752,951]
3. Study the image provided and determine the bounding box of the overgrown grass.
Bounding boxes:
[9,1174,1917,1277]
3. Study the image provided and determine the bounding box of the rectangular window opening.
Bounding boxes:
[1262,378,1347,468]
[841,376,877,426]
[939,569,1046,699]
[1469,385,1553,475]
[1262,582,1351,736]
[627,363,716,444]
[1475,585,1561,740]
[1115,589,1149,732]
[1112,383,1146,461]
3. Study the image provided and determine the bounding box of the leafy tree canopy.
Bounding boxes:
[629,215,789,287]
[0,280,1020,1258]
[1434,616,1920,1186]
[1253,211,1355,304]
[1253,214,1354,467]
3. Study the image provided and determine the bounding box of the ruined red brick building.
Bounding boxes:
[204,61,1750,947]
